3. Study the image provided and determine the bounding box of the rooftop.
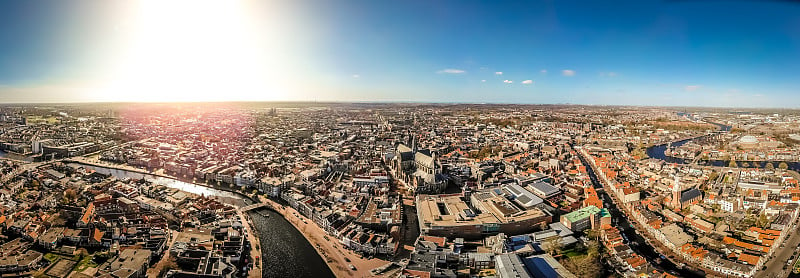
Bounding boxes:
[562,205,600,223]
[417,192,547,228]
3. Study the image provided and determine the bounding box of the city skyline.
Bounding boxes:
[0,0,799,107]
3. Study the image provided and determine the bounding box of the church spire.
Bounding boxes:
[412,134,417,153]
[673,175,681,209]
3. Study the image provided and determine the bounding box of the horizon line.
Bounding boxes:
[0,100,798,110]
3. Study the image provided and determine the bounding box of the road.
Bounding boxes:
[758,215,800,278]
[237,209,263,278]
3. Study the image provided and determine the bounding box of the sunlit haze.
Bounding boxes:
[0,1,798,106]
[89,0,279,102]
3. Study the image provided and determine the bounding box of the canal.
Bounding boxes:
[70,163,335,278]
[0,149,33,161]
[646,134,800,171]
[577,151,704,277]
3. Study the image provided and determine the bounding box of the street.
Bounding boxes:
[758,217,800,278]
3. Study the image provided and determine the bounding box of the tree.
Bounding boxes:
[728,159,738,168]
[50,214,66,227]
[543,236,563,256]
[788,170,800,180]
[585,240,601,257]
[779,162,789,170]
[64,188,77,202]
[562,240,603,278]
[765,162,775,171]
[741,162,750,168]
[630,147,645,159]
[757,213,770,228]
[76,248,89,258]
[585,228,601,241]
[708,172,719,183]
[93,252,112,264]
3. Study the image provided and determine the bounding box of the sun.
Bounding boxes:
[90,0,288,102]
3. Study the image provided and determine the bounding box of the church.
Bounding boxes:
[670,176,703,210]
[391,136,447,194]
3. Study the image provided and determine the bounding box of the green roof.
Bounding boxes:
[563,205,601,223]
[599,208,611,218]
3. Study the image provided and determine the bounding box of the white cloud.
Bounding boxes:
[540,69,547,74]
[352,74,360,78]
[503,80,513,84]
[481,80,486,83]
[522,80,533,84]
[437,69,466,74]
[607,72,617,77]
[561,69,575,76]
[684,85,701,91]
[753,94,764,97]
[495,71,503,75]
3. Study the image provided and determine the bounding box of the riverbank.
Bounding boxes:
[64,157,265,278]
[238,209,263,278]
[68,157,198,185]
[66,157,256,201]
[66,157,353,277]
[256,196,392,278]
[646,137,800,172]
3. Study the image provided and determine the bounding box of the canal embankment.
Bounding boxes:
[64,159,335,278]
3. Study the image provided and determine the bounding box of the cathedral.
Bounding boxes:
[670,176,703,210]
[391,136,447,194]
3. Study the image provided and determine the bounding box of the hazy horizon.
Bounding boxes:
[4,100,800,111]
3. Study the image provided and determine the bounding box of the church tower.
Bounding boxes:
[672,175,681,209]
[412,134,418,153]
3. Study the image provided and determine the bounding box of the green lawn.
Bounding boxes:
[563,248,587,258]
[73,255,98,272]
[44,253,61,262]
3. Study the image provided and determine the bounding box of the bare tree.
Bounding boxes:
[561,241,603,278]
[64,188,77,202]
[585,228,601,241]
[543,236,563,256]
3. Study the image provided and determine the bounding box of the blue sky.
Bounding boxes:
[0,0,798,106]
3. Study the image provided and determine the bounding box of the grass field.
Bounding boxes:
[43,253,61,262]
[563,247,587,258]
[73,255,98,272]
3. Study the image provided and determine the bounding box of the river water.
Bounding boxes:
[645,134,800,171]
[0,149,33,161]
[69,163,335,278]
[576,151,705,277]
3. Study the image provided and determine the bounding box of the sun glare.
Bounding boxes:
[91,0,286,102]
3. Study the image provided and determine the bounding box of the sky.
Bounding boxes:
[0,0,799,107]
